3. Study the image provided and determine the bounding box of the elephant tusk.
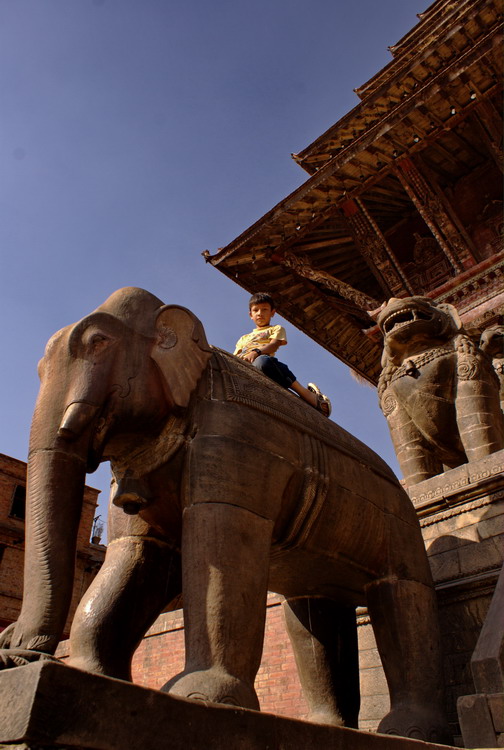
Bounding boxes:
[58,402,100,440]
[112,476,153,515]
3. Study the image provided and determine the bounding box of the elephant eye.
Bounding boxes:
[86,331,111,352]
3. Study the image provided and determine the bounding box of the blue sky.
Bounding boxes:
[1,0,424,533]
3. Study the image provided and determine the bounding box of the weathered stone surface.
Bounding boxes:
[487,693,504,734]
[357,646,382,670]
[359,667,389,698]
[419,458,503,743]
[358,696,390,723]
[457,693,499,748]
[1,287,449,742]
[375,296,503,487]
[0,662,457,750]
[409,450,504,509]
[480,324,504,413]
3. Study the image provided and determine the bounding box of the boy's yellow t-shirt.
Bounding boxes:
[234,325,287,358]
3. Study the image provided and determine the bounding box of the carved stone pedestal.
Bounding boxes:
[358,450,504,746]
[0,661,457,750]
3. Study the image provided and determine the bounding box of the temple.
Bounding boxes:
[205,0,503,385]
[203,0,504,743]
[1,2,502,748]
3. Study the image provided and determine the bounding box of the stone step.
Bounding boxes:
[0,661,458,750]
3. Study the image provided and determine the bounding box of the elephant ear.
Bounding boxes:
[152,305,212,408]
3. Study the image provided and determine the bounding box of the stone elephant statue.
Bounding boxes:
[375,296,504,487]
[0,287,449,742]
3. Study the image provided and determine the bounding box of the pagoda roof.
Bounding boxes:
[205,0,503,384]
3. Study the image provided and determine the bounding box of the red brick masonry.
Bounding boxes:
[131,593,309,720]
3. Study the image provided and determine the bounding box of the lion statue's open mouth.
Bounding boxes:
[380,306,435,336]
[375,297,461,348]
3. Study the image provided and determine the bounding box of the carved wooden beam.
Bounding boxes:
[469,100,504,173]
[270,248,379,313]
[340,198,414,298]
[395,157,475,271]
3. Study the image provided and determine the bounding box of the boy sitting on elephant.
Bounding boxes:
[234,292,331,417]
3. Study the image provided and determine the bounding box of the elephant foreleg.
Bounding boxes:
[283,597,360,728]
[366,577,451,743]
[163,502,273,710]
[68,535,181,680]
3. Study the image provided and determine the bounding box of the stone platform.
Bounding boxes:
[0,661,457,750]
[357,451,504,744]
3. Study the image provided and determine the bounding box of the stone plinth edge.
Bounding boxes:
[0,661,458,750]
[407,449,504,513]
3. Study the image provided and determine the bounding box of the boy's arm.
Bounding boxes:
[233,335,245,356]
[242,326,287,362]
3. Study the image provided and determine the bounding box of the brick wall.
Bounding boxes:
[130,593,309,720]
[0,452,105,635]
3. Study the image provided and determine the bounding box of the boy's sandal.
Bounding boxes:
[307,383,332,418]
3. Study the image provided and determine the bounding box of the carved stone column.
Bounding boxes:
[395,158,476,271]
[341,198,413,298]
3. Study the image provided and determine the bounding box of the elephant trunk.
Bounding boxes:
[11,448,87,654]
[7,375,98,655]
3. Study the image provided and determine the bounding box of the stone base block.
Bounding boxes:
[457,692,504,748]
[0,661,458,750]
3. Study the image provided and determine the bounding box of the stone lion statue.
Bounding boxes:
[480,324,504,413]
[374,297,504,487]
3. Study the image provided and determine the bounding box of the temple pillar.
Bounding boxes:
[341,198,413,298]
[395,158,476,271]
[470,99,504,173]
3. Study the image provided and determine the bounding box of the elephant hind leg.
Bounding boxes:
[68,535,181,680]
[366,577,451,743]
[283,597,359,728]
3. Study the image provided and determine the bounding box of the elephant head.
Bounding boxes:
[0,287,211,662]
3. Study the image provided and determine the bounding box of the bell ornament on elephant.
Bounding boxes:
[0,287,450,743]
[375,296,504,487]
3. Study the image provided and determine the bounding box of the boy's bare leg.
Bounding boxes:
[291,381,318,407]
[291,381,331,416]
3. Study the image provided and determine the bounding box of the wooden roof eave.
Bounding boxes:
[297,0,501,167]
[208,259,383,384]
[205,24,501,274]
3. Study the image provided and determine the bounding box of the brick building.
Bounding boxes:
[0,453,105,636]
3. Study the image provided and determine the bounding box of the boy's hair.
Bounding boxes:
[249,292,275,310]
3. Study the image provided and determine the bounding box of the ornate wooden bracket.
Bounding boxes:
[395,158,476,271]
[340,198,413,298]
[270,248,379,312]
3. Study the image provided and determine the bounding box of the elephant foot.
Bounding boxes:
[67,654,110,677]
[0,648,60,670]
[161,667,260,711]
[377,705,451,744]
